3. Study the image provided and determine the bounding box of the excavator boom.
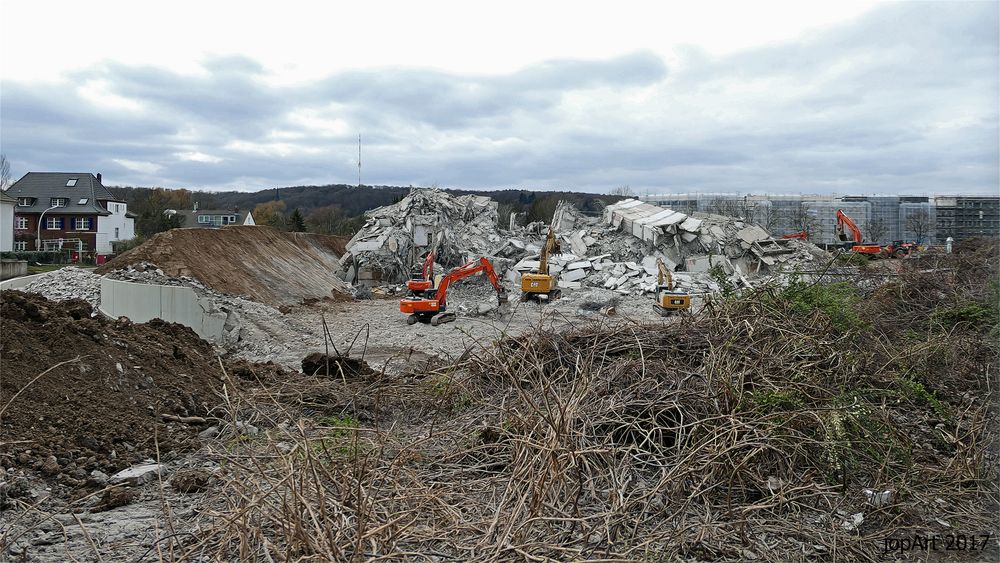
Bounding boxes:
[401,257,508,325]
[521,223,562,301]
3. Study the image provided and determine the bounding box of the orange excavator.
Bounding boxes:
[406,252,436,296]
[782,230,809,240]
[835,209,883,257]
[400,257,509,326]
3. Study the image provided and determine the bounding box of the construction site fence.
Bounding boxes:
[98,277,228,343]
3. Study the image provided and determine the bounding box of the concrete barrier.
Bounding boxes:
[0,272,46,290]
[99,278,229,343]
[0,260,28,281]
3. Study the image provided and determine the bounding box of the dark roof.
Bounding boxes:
[7,172,122,215]
[0,192,16,204]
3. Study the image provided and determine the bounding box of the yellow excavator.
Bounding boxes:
[654,257,691,316]
[520,224,561,302]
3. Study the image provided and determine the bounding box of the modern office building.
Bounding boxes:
[641,193,994,245]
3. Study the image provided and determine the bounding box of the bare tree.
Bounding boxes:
[783,201,819,235]
[905,209,932,243]
[608,185,635,197]
[0,154,10,191]
[866,217,887,244]
[755,204,779,233]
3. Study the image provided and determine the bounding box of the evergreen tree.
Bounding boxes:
[289,208,307,232]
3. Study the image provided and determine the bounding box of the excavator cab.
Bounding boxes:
[406,252,435,296]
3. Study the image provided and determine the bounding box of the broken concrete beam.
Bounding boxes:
[567,260,591,270]
[515,259,540,271]
[557,280,582,289]
[641,255,658,275]
[625,262,641,271]
[561,268,587,282]
[681,232,698,243]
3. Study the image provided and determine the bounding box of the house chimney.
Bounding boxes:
[194,201,199,212]
[96,173,102,184]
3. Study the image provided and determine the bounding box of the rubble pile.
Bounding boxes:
[343,190,829,299]
[508,199,829,296]
[342,189,505,284]
[23,266,102,308]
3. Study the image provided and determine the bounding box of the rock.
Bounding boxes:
[171,469,214,493]
[110,463,163,485]
[90,470,109,485]
[235,422,260,436]
[41,456,60,476]
[198,425,220,439]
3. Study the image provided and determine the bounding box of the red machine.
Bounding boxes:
[782,230,809,240]
[406,252,436,294]
[400,257,509,326]
[835,209,883,257]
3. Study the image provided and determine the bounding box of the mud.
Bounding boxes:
[96,226,351,306]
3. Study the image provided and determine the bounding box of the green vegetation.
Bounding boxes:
[779,279,862,331]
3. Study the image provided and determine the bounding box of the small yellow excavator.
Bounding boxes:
[520,224,561,302]
[654,257,691,316]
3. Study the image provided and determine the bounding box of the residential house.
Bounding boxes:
[7,172,136,254]
[1,192,15,251]
[175,205,255,228]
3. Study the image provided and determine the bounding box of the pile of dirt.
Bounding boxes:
[96,226,352,306]
[0,290,230,491]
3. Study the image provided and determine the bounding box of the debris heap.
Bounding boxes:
[342,189,505,284]
[511,199,828,295]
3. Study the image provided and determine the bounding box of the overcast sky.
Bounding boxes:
[2,1,997,195]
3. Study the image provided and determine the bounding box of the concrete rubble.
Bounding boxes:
[342,190,830,299]
[341,188,507,285]
[23,267,102,308]
[509,198,829,296]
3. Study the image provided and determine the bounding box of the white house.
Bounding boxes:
[0,192,15,252]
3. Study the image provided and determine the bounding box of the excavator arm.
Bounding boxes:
[435,257,508,309]
[835,209,863,244]
[538,225,560,276]
[656,257,673,290]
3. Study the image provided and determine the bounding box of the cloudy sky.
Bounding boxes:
[1,1,997,195]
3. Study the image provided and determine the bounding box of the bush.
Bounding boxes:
[0,251,71,264]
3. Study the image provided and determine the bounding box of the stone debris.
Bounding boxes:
[342,188,506,284]
[23,267,102,308]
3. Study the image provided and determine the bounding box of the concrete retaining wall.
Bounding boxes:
[0,272,46,290]
[99,278,229,343]
[0,260,29,281]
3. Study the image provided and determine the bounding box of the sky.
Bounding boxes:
[1,1,998,195]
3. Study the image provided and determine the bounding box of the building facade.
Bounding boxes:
[641,193,993,245]
[0,192,15,252]
[7,172,136,254]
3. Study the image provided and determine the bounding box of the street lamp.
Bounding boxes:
[37,205,59,251]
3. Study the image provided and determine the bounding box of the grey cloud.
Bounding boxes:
[1,3,996,194]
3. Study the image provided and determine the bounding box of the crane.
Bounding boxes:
[654,257,691,315]
[835,209,883,257]
[520,224,562,302]
[400,257,509,326]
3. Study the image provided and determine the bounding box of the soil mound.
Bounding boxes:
[97,226,351,306]
[0,290,225,489]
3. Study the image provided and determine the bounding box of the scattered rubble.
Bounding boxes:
[23,266,102,308]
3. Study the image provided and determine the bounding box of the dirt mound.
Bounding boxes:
[0,290,226,491]
[97,226,351,306]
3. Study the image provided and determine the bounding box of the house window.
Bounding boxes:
[78,198,89,205]
[17,198,33,207]
[66,178,78,187]
[115,227,120,239]
[50,198,68,207]
[75,217,91,230]
[198,215,209,224]
[15,216,28,230]
[46,217,62,229]
[14,241,27,251]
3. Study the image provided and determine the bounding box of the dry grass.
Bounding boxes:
[177,241,999,562]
